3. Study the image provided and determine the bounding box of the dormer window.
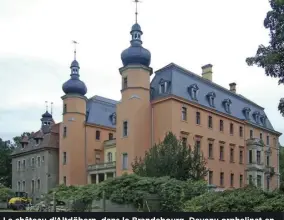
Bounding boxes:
[260,115,267,126]
[252,111,260,124]
[188,84,199,101]
[158,78,170,94]
[110,113,116,125]
[222,99,232,113]
[242,107,251,120]
[206,92,216,107]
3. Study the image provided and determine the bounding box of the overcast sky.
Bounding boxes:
[0,0,283,144]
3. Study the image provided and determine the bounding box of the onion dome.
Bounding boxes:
[121,23,151,67]
[62,59,87,96]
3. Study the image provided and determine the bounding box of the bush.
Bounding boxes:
[47,174,207,212]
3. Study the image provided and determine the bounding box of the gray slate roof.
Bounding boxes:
[86,95,118,128]
[150,63,277,133]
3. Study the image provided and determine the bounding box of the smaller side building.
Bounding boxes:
[11,111,59,202]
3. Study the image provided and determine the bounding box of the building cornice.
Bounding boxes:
[119,64,153,76]
[61,94,88,101]
[11,146,58,158]
[85,122,116,131]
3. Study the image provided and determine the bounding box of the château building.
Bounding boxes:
[11,5,281,201]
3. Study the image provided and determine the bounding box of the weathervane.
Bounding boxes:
[72,40,78,60]
[133,0,141,23]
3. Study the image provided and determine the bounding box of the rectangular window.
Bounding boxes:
[95,151,100,164]
[123,121,128,137]
[63,176,66,186]
[182,137,187,147]
[219,120,224,132]
[63,104,67,114]
[266,155,270,166]
[37,179,40,190]
[22,160,26,169]
[208,116,213,128]
[209,171,213,185]
[181,107,187,121]
[239,126,243,137]
[250,129,253,139]
[257,175,262,187]
[17,161,21,171]
[230,173,234,187]
[249,150,253,163]
[63,152,67,165]
[96,130,101,140]
[123,77,128,89]
[230,148,234,163]
[239,150,243,164]
[37,156,41,167]
[31,157,35,167]
[256,151,261,164]
[196,112,201,125]
[22,181,26,191]
[208,143,213,158]
[196,140,201,154]
[267,136,270,145]
[31,180,35,193]
[122,153,128,170]
[17,181,21,191]
[266,177,270,190]
[109,133,113,140]
[63,126,67,137]
[42,156,45,162]
[230,123,234,135]
[160,83,165,93]
[36,139,39,145]
[249,175,253,185]
[220,172,224,187]
[240,174,243,187]
[260,133,263,140]
[219,146,224,160]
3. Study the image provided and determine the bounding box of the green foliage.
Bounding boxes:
[0,186,13,202]
[246,0,284,115]
[13,132,31,147]
[132,132,208,181]
[48,174,207,212]
[0,138,14,187]
[183,186,284,212]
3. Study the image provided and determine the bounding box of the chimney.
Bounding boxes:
[201,64,213,81]
[229,82,236,93]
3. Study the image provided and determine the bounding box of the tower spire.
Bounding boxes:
[133,0,141,23]
[72,40,78,60]
[50,102,53,115]
[45,101,48,112]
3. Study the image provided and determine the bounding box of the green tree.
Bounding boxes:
[0,138,14,188]
[246,0,284,115]
[13,132,31,147]
[132,132,208,181]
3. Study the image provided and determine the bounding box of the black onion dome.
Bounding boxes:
[62,59,87,96]
[121,23,151,67]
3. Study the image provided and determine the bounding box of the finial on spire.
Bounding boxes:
[45,101,48,112]
[50,102,53,115]
[72,40,78,60]
[133,0,141,23]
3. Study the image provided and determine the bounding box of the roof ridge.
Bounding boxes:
[161,63,264,110]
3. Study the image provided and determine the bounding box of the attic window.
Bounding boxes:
[207,92,216,107]
[110,113,116,125]
[260,115,267,126]
[188,84,199,101]
[253,111,260,124]
[21,143,25,149]
[242,107,251,120]
[159,78,170,94]
[223,99,232,114]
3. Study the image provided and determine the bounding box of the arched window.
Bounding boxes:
[107,152,113,162]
